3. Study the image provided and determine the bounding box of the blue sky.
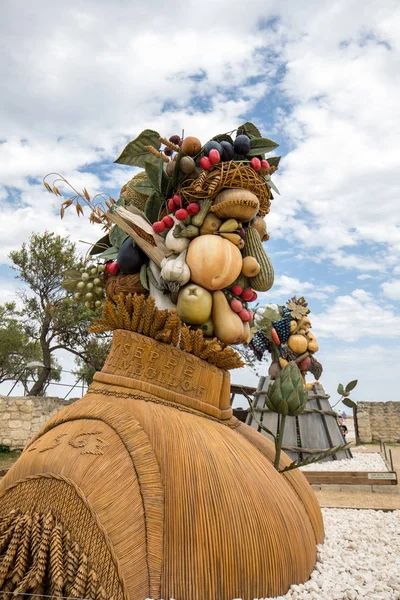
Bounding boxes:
[0,0,399,405]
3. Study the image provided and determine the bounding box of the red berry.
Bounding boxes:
[250,291,258,302]
[167,198,176,211]
[105,260,119,275]
[238,308,251,322]
[208,149,220,165]
[251,157,261,171]
[231,285,243,296]
[187,203,200,216]
[241,288,254,301]
[247,309,254,321]
[172,194,182,206]
[152,220,166,233]
[162,215,174,228]
[230,298,243,313]
[169,135,181,145]
[175,208,189,221]
[200,156,212,170]
[261,159,270,169]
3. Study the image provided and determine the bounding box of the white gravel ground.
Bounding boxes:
[300,453,388,472]
[264,508,400,600]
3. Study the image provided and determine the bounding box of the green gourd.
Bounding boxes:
[242,227,274,292]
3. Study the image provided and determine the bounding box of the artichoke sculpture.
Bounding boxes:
[266,361,307,417]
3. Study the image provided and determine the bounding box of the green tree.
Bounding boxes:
[9,231,108,396]
[0,302,41,384]
[73,338,112,386]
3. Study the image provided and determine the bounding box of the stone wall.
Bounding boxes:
[357,402,400,443]
[0,396,74,450]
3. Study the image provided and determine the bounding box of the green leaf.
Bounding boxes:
[166,149,183,198]
[147,266,164,290]
[248,137,279,156]
[144,191,162,224]
[160,161,169,196]
[145,158,163,193]
[114,129,161,168]
[345,379,358,393]
[337,383,345,395]
[108,196,126,215]
[62,269,82,280]
[140,264,149,291]
[89,233,111,256]
[61,279,79,293]
[279,443,351,473]
[109,226,128,250]
[258,306,281,341]
[343,398,357,409]
[212,133,234,144]
[237,122,262,139]
[266,178,281,196]
[132,178,154,197]
[97,246,119,261]
[267,156,281,167]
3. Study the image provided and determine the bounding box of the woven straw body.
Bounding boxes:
[0,330,324,600]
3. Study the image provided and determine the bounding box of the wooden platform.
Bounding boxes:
[304,470,398,486]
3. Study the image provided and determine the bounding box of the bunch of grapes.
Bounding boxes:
[72,264,106,309]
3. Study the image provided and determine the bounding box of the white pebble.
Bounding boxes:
[300,453,388,472]
[261,508,400,600]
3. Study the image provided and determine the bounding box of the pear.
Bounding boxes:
[212,291,244,344]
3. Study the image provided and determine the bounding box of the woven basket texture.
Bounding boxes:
[0,330,324,600]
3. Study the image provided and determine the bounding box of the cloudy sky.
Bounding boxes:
[0,0,399,405]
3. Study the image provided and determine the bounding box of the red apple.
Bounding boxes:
[175,208,189,221]
[230,298,243,313]
[298,356,312,372]
[231,284,243,296]
[105,260,119,275]
[162,215,174,228]
[241,288,254,301]
[200,156,212,170]
[172,194,182,206]
[187,203,200,216]
[238,308,251,322]
[153,221,166,233]
[208,149,220,164]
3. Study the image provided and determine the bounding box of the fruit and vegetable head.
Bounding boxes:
[48,123,281,369]
[250,296,323,384]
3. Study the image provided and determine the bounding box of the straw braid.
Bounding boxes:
[0,514,24,587]
[89,294,244,369]
[70,553,88,597]
[144,145,169,163]
[159,136,180,152]
[131,294,145,331]
[179,325,192,353]
[11,514,32,585]
[48,524,65,596]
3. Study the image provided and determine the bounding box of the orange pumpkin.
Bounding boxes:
[186,235,243,290]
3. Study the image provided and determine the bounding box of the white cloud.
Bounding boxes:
[357,274,374,281]
[381,279,400,300]
[312,288,400,342]
[259,274,336,303]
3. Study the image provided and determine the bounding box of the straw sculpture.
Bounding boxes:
[0,330,324,600]
[1,125,324,599]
